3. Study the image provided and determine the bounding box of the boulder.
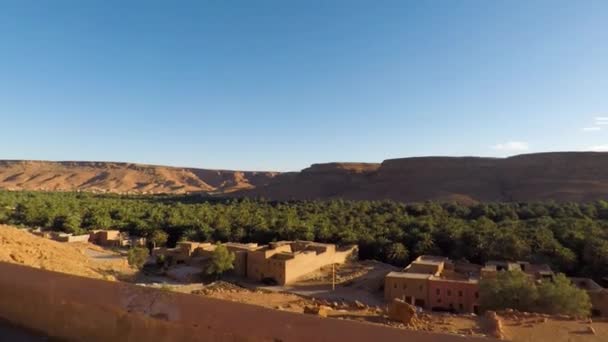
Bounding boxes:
[387,298,417,325]
[484,311,505,340]
[303,305,330,318]
[354,300,366,309]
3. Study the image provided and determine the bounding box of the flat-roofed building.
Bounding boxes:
[246,241,357,285]
[386,256,484,313]
[150,240,355,284]
[386,256,568,314]
[384,272,432,308]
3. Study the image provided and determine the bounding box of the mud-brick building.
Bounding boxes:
[385,255,482,314]
[246,241,357,285]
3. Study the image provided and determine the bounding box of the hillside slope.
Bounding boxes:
[2,152,608,202]
[0,225,132,280]
[0,160,279,194]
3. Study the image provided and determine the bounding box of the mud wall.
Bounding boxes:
[0,262,484,341]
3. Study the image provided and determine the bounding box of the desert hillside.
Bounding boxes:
[3,152,608,202]
[0,160,279,194]
[0,225,132,280]
[235,152,608,203]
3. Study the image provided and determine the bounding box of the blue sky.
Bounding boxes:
[1,1,607,171]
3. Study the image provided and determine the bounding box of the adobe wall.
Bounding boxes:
[284,251,320,284]
[0,262,484,342]
[385,276,430,308]
[56,234,91,243]
[246,250,287,283]
[427,280,479,313]
[283,246,357,284]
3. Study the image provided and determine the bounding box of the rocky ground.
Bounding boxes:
[183,281,608,341]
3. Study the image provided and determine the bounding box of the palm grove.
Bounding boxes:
[0,191,606,305]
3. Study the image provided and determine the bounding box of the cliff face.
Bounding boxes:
[234,152,608,203]
[2,152,608,202]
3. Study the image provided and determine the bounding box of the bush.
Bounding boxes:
[480,270,592,316]
[127,247,149,270]
[480,269,538,312]
[205,245,235,278]
[537,273,591,316]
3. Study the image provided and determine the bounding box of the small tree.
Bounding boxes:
[54,214,83,235]
[537,273,592,316]
[206,245,235,278]
[127,247,149,270]
[150,230,168,248]
[385,242,409,266]
[480,269,538,312]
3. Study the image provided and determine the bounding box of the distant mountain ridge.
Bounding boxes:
[0,160,279,194]
[2,152,608,203]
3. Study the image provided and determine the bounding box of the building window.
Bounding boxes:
[458,291,463,297]
[475,292,479,299]
[394,283,397,289]
[436,289,440,295]
[459,303,464,311]
[447,290,451,296]
[437,298,442,303]
[403,284,407,290]
[419,285,423,291]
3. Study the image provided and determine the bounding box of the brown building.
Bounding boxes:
[224,242,260,277]
[88,230,145,248]
[385,256,481,313]
[245,241,357,285]
[428,277,479,314]
[385,256,557,314]
[50,232,91,243]
[152,241,215,266]
[152,240,357,285]
[386,255,608,316]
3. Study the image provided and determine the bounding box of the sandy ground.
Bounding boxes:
[0,225,134,280]
[231,260,398,306]
[185,283,608,341]
[180,281,485,337]
[501,316,608,342]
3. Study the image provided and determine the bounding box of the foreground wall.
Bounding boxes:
[0,262,483,342]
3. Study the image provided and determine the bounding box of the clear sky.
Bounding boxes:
[1,1,607,171]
